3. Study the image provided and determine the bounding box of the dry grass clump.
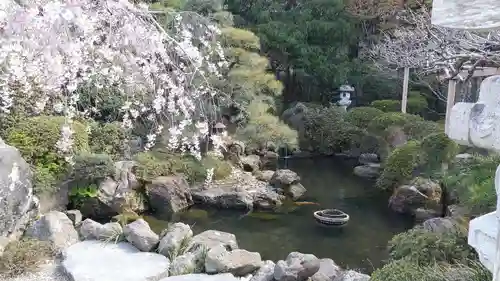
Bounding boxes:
[0,238,56,278]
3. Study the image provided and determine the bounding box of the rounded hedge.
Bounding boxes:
[367,112,423,137]
[6,116,89,168]
[344,106,384,129]
[376,140,422,190]
[421,132,460,169]
[370,100,400,113]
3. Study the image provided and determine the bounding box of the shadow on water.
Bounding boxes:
[144,156,413,274]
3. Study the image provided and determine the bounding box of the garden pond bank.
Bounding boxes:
[144,156,413,273]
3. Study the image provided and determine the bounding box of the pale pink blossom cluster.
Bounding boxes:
[0,0,228,163]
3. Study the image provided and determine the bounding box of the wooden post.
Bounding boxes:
[401,67,410,113]
[445,79,457,135]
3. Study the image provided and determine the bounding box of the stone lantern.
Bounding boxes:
[432,1,500,280]
[336,84,354,112]
[214,122,227,137]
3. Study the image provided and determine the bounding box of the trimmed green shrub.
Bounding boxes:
[421,132,459,171]
[403,120,443,141]
[89,122,127,158]
[407,93,428,115]
[70,153,115,184]
[134,150,233,183]
[367,112,423,137]
[388,226,474,266]
[344,106,384,129]
[376,140,422,190]
[442,154,500,216]
[371,259,490,281]
[300,105,366,154]
[371,99,401,113]
[235,101,298,152]
[221,27,261,51]
[6,116,89,169]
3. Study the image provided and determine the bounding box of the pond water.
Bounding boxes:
[144,156,412,273]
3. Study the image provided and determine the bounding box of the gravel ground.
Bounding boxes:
[4,259,69,281]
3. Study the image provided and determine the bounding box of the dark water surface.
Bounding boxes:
[145,156,412,273]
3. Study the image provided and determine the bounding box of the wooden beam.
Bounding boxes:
[438,67,500,80]
[401,67,410,113]
[445,79,457,135]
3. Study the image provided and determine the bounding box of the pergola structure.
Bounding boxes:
[438,66,500,134]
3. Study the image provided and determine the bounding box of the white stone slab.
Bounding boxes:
[469,212,497,272]
[431,0,500,30]
[159,273,239,281]
[62,241,169,281]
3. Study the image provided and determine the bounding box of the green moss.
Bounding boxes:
[344,106,384,129]
[376,140,422,190]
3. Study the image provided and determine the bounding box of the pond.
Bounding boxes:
[144,156,412,274]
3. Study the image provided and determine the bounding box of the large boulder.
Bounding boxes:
[388,177,442,216]
[159,273,240,281]
[274,252,320,281]
[0,138,39,241]
[62,240,170,281]
[170,252,199,275]
[311,259,341,281]
[205,245,262,276]
[192,188,254,210]
[79,161,146,218]
[334,270,370,281]
[146,176,193,217]
[25,211,79,250]
[422,217,461,234]
[250,260,275,281]
[79,219,123,241]
[158,222,193,257]
[270,170,300,187]
[190,230,238,252]
[241,155,261,172]
[123,219,159,252]
[353,164,381,179]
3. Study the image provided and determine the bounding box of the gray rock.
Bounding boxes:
[250,260,275,281]
[334,270,370,281]
[254,170,275,182]
[123,219,159,252]
[205,245,262,276]
[270,170,300,187]
[422,217,460,234]
[241,155,261,172]
[0,137,39,241]
[191,188,253,210]
[413,208,441,222]
[146,176,193,217]
[389,178,442,215]
[286,183,306,200]
[311,259,341,281]
[79,219,103,240]
[159,273,239,281]
[65,210,82,226]
[353,164,381,179]
[158,222,193,257]
[454,153,473,161]
[62,240,169,281]
[274,252,320,281]
[25,211,79,250]
[358,153,379,165]
[252,189,284,210]
[190,230,238,252]
[170,252,198,276]
[99,222,123,241]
